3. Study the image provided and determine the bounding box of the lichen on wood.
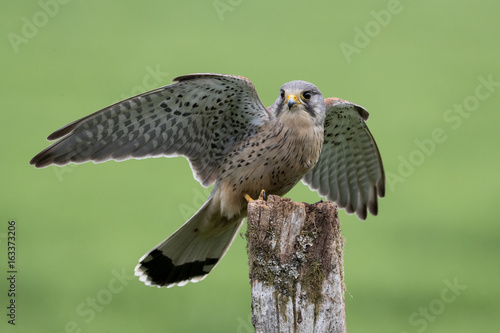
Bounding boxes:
[246,195,346,333]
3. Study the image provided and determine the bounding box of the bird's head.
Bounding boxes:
[269,80,326,126]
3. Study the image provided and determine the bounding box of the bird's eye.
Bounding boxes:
[302,91,312,100]
[280,90,285,99]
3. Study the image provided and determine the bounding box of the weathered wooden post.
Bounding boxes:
[246,195,346,333]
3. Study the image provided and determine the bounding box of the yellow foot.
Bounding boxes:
[258,189,266,200]
[244,190,266,203]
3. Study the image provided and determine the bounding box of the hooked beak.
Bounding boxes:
[287,94,301,110]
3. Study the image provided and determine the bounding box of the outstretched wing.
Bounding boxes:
[302,98,385,219]
[30,73,270,187]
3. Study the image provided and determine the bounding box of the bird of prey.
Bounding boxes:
[30,73,385,288]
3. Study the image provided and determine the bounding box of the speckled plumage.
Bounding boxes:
[30,73,384,288]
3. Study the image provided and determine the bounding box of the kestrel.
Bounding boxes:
[30,73,385,288]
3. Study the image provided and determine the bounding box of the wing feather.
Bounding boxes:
[302,98,385,219]
[30,73,269,187]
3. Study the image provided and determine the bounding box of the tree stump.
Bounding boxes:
[246,195,346,333]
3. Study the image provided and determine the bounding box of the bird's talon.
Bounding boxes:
[244,194,254,203]
[245,190,266,203]
[258,189,266,201]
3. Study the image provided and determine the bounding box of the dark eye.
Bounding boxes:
[302,91,312,100]
[280,90,285,99]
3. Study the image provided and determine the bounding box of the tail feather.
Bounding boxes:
[135,197,244,288]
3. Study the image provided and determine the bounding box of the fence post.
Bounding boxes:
[246,195,346,333]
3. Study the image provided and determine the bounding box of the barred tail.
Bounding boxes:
[134,197,244,287]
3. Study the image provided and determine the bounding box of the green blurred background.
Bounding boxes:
[2,0,499,332]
